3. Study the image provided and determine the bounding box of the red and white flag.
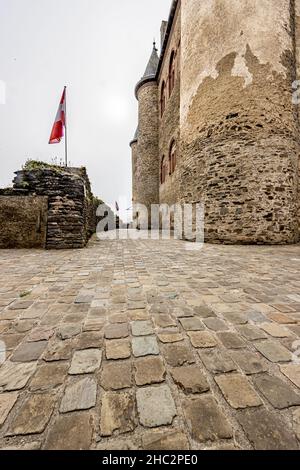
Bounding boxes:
[49,87,66,144]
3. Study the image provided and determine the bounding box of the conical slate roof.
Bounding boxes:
[129,127,139,146]
[143,42,159,79]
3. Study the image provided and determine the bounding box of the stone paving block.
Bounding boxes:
[1,441,42,450]
[188,331,218,348]
[260,322,291,338]
[254,340,292,363]
[83,319,105,332]
[237,408,299,450]
[268,312,297,324]
[30,363,68,391]
[270,304,296,314]
[161,343,196,367]
[142,430,190,450]
[43,340,73,362]
[105,339,131,360]
[230,350,268,375]
[74,331,103,350]
[222,311,248,325]
[0,333,25,350]
[132,336,159,357]
[134,356,166,386]
[100,392,136,436]
[199,348,237,374]
[101,361,132,390]
[193,305,216,318]
[109,313,128,324]
[60,377,97,413]
[0,322,10,334]
[247,310,268,323]
[293,408,300,440]
[157,332,184,343]
[183,395,233,442]
[7,392,56,436]
[236,325,267,341]
[179,317,204,331]
[75,295,93,304]
[58,324,81,340]
[0,361,37,391]
[104,323,129,339]
[280,364,300,389]
[9,300,34,310]
[171,365,209,394]
[69,349,102,375]
[136,385,176,428]
[253,374,300,409]
[44,412,93,450]
[131,320,154,336]
[0,392,18,425]
[10,340,47,363]
[215,373,262,409]
[203,318,229,332]
[96,439,136,451]
[217,332,246,349]
[153,314,177,328]
[27,327,54,342]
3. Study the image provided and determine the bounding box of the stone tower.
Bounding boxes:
[130,127,138,207]
[133,43,160,228]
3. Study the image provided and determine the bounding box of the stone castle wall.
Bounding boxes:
[0,194,48,248]
[131,141,138,208]
[158,4,181,207]
[136,83,159,227]
[133,0,300,244]
[178,0,299,243]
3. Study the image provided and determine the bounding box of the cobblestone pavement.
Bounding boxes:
[1,235,300,450]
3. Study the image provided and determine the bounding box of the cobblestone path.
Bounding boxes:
[0,236,300,450]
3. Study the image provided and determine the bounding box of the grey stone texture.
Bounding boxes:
[0,232,299,449]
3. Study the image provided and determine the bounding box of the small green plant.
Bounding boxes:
[23,159,64,172]
[19,290,31,298]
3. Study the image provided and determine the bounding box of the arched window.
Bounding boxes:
[160,156,167,184]
[169,51,176,97]
[160,81,166,117]
[169,140,176,175]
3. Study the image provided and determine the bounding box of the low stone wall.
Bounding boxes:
[12,167,96,249]
[0,166,104,250]
[0,195,48,248]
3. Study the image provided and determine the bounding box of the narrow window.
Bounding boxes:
[169,140,177,175]
[160,81,166,117]
[169,51,176,97]
[160,156,166,184]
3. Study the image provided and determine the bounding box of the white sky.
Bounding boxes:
[0,0,171,221]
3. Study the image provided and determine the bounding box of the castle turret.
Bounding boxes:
[130,127,138,208]
[133,43,159,228]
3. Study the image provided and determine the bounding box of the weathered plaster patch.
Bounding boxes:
[231,52,253,87]
[180,0,293,125]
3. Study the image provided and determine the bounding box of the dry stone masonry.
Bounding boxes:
[0,165,112,249]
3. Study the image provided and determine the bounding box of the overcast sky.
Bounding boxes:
[0,0,171,220]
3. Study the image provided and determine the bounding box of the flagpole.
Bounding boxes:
[64,86,68,167]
